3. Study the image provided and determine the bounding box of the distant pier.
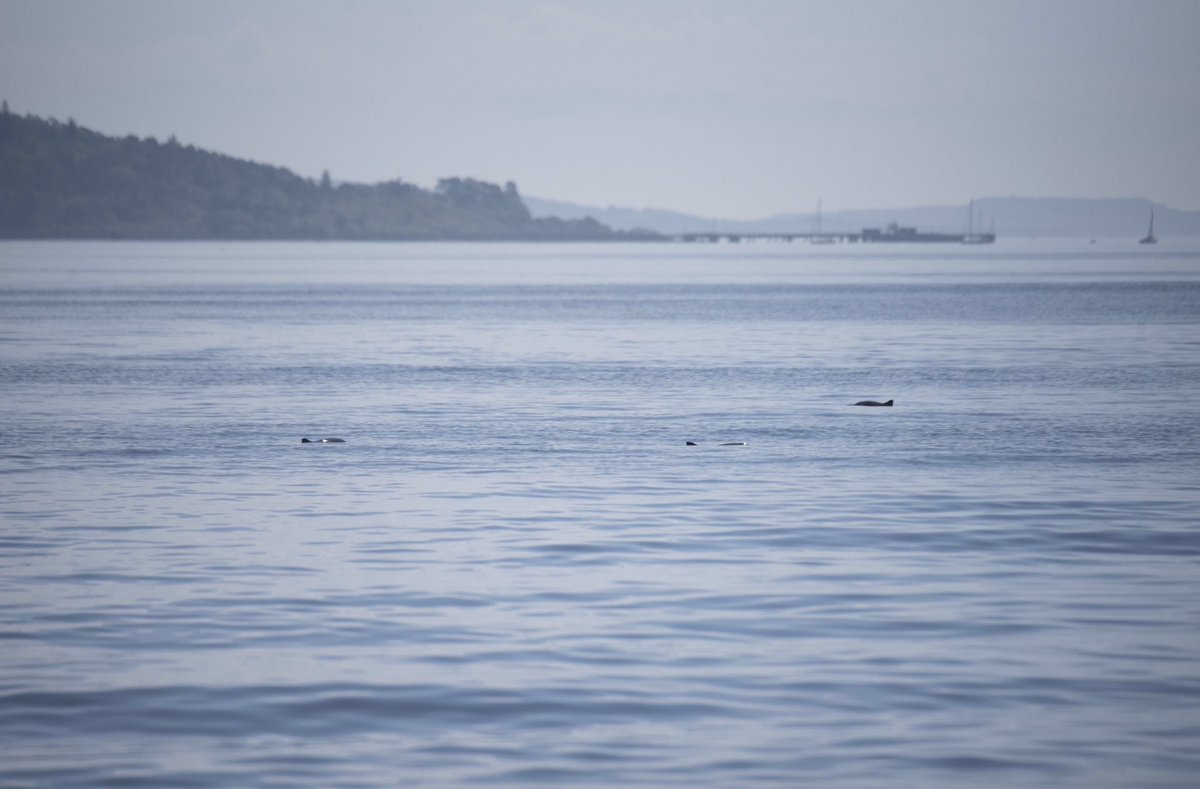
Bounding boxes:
[675,223,994,244]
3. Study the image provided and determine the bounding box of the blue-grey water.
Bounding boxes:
[2,239,1199,787]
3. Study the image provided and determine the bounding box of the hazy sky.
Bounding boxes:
[3,0,1198,218]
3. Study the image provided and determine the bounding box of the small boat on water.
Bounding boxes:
[810,199,836,244]
[1139,209,1158,244]
[961,200,996,245]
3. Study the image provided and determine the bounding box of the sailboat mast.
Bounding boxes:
[1139,206,1158,244]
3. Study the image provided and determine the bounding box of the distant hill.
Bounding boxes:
[7,107,1195,242]
[524,197,707,236]
[527,195,1200,238]
[0,108,650,241]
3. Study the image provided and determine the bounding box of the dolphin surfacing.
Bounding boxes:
[853,399,893,407]
[301,437,346,443]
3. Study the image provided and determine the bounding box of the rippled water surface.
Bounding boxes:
[2,240,1199,787]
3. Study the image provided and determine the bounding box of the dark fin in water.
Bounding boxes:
[853,399,894,407]
[686,441,698,446]
[719,442,747,446]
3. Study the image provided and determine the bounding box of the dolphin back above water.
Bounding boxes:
[301,437,346,443]
[853,399,893,407]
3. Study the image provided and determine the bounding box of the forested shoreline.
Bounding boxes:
[0,108,654,241]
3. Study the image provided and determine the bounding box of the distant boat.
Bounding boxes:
[1139,209,1158,244]
[862,223,963,243]
[961,200,996,244]
[810,199,836,244]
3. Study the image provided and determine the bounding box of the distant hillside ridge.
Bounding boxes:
[526,195,1200,238]
[0,107,652,241]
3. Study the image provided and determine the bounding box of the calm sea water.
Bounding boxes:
[2,239,1199,787]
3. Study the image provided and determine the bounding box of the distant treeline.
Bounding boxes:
[0,106,655,241]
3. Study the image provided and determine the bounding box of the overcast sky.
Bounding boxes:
[2,0,1198,218]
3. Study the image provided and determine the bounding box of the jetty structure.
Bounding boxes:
[677,221,995,244]
[676,200,996,244]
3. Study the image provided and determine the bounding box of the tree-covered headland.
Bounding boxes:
[0,106,656,241]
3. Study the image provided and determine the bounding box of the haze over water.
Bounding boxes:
[5,1,1199,216]
[2,239,1199,787]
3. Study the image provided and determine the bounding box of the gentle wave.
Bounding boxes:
[3,241,1200,787]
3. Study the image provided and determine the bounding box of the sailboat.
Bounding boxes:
[810,199,835,244]
[1139,209,1158,244]
[961,200,996,244]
